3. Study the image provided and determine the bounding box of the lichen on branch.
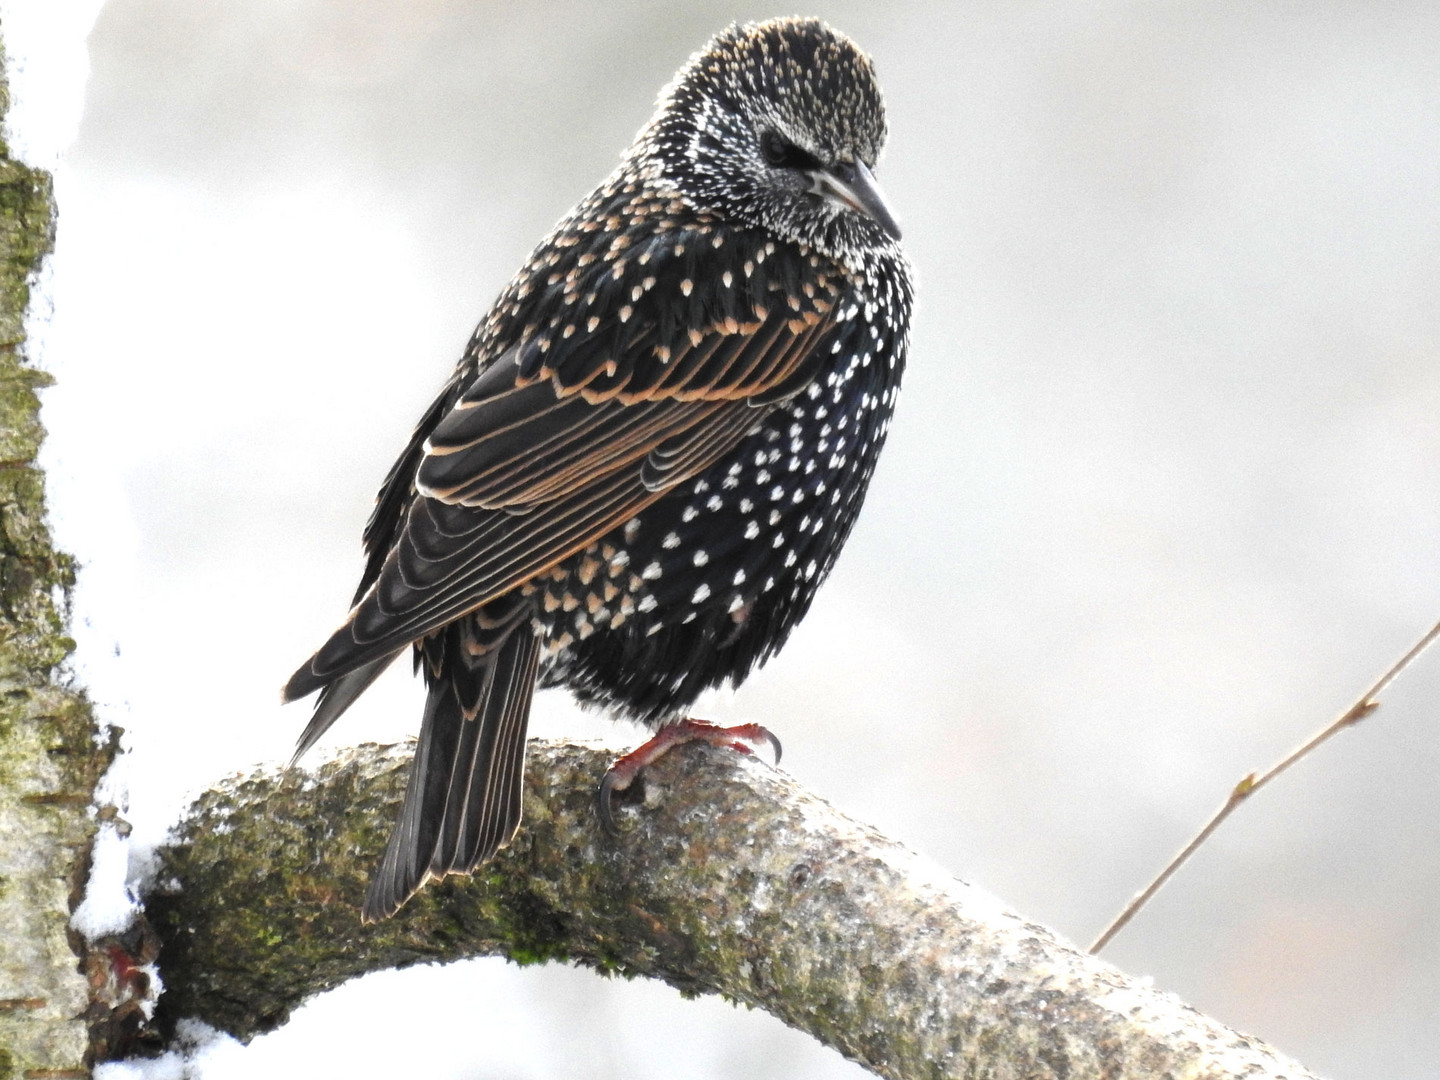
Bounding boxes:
[148,739,1318,1080]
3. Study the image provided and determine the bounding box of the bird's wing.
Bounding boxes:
[284,226,842,701]
[350,370,467,607]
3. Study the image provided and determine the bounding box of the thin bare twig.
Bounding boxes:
[1089,618,1440,954]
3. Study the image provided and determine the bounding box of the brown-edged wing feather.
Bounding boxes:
[284,232,844,703]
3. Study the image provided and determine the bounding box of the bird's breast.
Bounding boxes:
[534,279,908,716]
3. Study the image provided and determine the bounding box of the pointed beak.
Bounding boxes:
[810,159,902,241]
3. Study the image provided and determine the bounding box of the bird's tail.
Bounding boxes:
[362,624,541,922]
[289,654,400,767]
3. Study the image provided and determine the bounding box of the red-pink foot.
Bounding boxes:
[598,719,782,833]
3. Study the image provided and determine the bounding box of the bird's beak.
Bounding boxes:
[810,159,902,241]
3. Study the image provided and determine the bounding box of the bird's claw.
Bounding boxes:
[596,768,626,836]
[596,718,783,835]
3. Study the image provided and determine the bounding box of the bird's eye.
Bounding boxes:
[761,131,791,165]
[760,130,821,171]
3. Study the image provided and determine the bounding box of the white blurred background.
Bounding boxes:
[6,1,1440,1077]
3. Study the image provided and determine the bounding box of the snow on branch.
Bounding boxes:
[146,739,1318,1080]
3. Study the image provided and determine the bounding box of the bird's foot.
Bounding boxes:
[597,719,782,834]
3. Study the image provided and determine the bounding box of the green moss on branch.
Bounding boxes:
[149,740,1318,1080]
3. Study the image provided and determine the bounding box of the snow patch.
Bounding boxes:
[70,820,140,939]
[94,1020,238,1080]
[0,0,106,168]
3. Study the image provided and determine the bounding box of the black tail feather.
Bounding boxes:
[362,627,541,921]
[289,653,401,766]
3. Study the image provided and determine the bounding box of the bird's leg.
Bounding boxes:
[597,719,782,834]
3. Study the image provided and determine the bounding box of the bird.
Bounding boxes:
[283,16,913,921]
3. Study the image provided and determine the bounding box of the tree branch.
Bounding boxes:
[148,739,1319,1080]
[1089,617,1440,954]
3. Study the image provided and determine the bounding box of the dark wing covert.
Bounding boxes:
[284,218,844,703]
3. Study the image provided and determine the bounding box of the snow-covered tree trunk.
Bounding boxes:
[0,29,120,1078]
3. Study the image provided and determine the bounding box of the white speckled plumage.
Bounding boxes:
[284,17,913,920]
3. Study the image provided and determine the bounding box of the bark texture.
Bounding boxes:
[0,31,118,1080]
[150,739,1319,1080]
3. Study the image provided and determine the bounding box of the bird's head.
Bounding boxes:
[637,18,902,263]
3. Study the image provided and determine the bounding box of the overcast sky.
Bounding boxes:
[6,2,1440,1078]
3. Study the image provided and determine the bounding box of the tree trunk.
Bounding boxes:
[0,33,120,1080]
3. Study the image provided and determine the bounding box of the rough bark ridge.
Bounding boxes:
[0,29,118,1080]
[149,740,1319,1080]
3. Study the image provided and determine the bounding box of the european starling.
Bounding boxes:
[283,17,913,920]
